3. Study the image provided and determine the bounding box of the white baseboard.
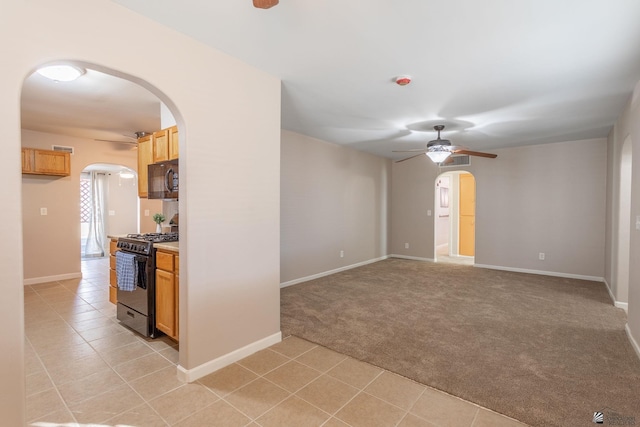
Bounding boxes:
[473,264,603,283]
[176,331,282,383]
[389,254,434,262]
[23,272,82,286]
[625,324,640,361]
[280,256,389,288]
[603,279,629,313]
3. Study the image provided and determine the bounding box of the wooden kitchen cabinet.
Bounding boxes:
[21,148,70,176]
[153,128,169,163]
[137,126,179,198]
[155,249,179,341]
[168,125,179,160]
[109,238,118,304]
[137,134,153,198]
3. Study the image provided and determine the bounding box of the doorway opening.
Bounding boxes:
[434,171,475,265]
[80,164,138,259]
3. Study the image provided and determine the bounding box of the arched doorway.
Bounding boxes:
[434,171,475,265]
[21,62,182,424]
[81,164,138,259]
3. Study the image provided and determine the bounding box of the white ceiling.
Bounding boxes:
[21,0,640,160]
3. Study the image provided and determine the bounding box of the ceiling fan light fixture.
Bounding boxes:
[426,150,451,163]
[37,65,85,82]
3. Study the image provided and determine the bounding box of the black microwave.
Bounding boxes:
[148,160,178,200]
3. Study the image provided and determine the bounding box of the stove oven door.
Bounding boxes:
[117,255,155,337]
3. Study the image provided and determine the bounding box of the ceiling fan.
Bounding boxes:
[94,131,151,149]
[253,0,278,9]
[393,125,498,164]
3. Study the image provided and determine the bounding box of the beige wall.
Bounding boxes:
[2,1,281,424]
[281,130,391,284]
[607,80,640,354]
[21,130,141,281]
[391,138,607,279]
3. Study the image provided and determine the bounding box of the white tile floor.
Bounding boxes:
[24,257,528,426]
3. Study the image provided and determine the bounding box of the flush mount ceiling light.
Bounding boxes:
[36,65,85,82]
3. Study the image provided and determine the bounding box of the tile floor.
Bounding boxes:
[24,257,528,426]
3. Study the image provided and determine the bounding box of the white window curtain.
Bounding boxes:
[85,171,108,258]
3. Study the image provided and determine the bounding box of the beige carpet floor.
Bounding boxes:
[280,258,640,427]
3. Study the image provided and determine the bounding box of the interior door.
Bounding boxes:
[459,173,475,257]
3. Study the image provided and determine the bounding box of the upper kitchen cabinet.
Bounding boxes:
[153,128,169,163]
[138,126,179,198]
[153,126,178,163]
[137,133,153,198]
[169,125,178,160]
[21,148,70,177]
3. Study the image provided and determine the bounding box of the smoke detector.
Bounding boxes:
[395,76,412,86]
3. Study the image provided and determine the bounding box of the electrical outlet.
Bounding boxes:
[405,243,409,249]
[108,210,115,216]
[427,210,432,216]
[539,252,545,260]
[340,250,344,258]
[40,208,47,216]
[144,209,150,216]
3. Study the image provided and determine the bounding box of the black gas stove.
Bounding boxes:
[116,233,179,255]
[115,232,179,338]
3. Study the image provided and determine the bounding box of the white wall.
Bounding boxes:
[22,130,140,281]
[392,138,607,279]
[280,130,391,285]
[2,1,281,424]
[104,170,138,237]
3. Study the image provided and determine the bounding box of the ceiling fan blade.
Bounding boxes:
[452,149,497,158]
[395,153,426,163]
[392,149,428,153]
[95,139,137,145]
[253,0,278,8]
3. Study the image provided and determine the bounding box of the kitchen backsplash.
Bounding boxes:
[163,200,179,230]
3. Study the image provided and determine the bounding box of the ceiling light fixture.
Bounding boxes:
[119,171,135,179]
[37,65,85,82]
[426,150,451,163]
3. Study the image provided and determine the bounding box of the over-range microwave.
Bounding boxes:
[148,159,178,200]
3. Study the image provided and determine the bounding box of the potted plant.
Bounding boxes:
[152,213,165,233]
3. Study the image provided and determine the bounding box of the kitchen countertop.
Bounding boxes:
[154,241,179,252]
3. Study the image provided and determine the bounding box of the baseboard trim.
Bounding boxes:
[280,256,389,288]
[625,324,640,362]
[473,264,603,283]
[389,254,434,262]
[23,272,82,286]
[603,279,629,312]
[176,331,282,383]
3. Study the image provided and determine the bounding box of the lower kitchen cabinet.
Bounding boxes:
[155,249,179,341]
[109,239,118,304]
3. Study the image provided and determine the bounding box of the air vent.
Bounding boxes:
[441,155,470,167]
[52,145,74,155]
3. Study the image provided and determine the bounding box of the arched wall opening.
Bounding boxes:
[3,5,282,424]
[434,170,475,265]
